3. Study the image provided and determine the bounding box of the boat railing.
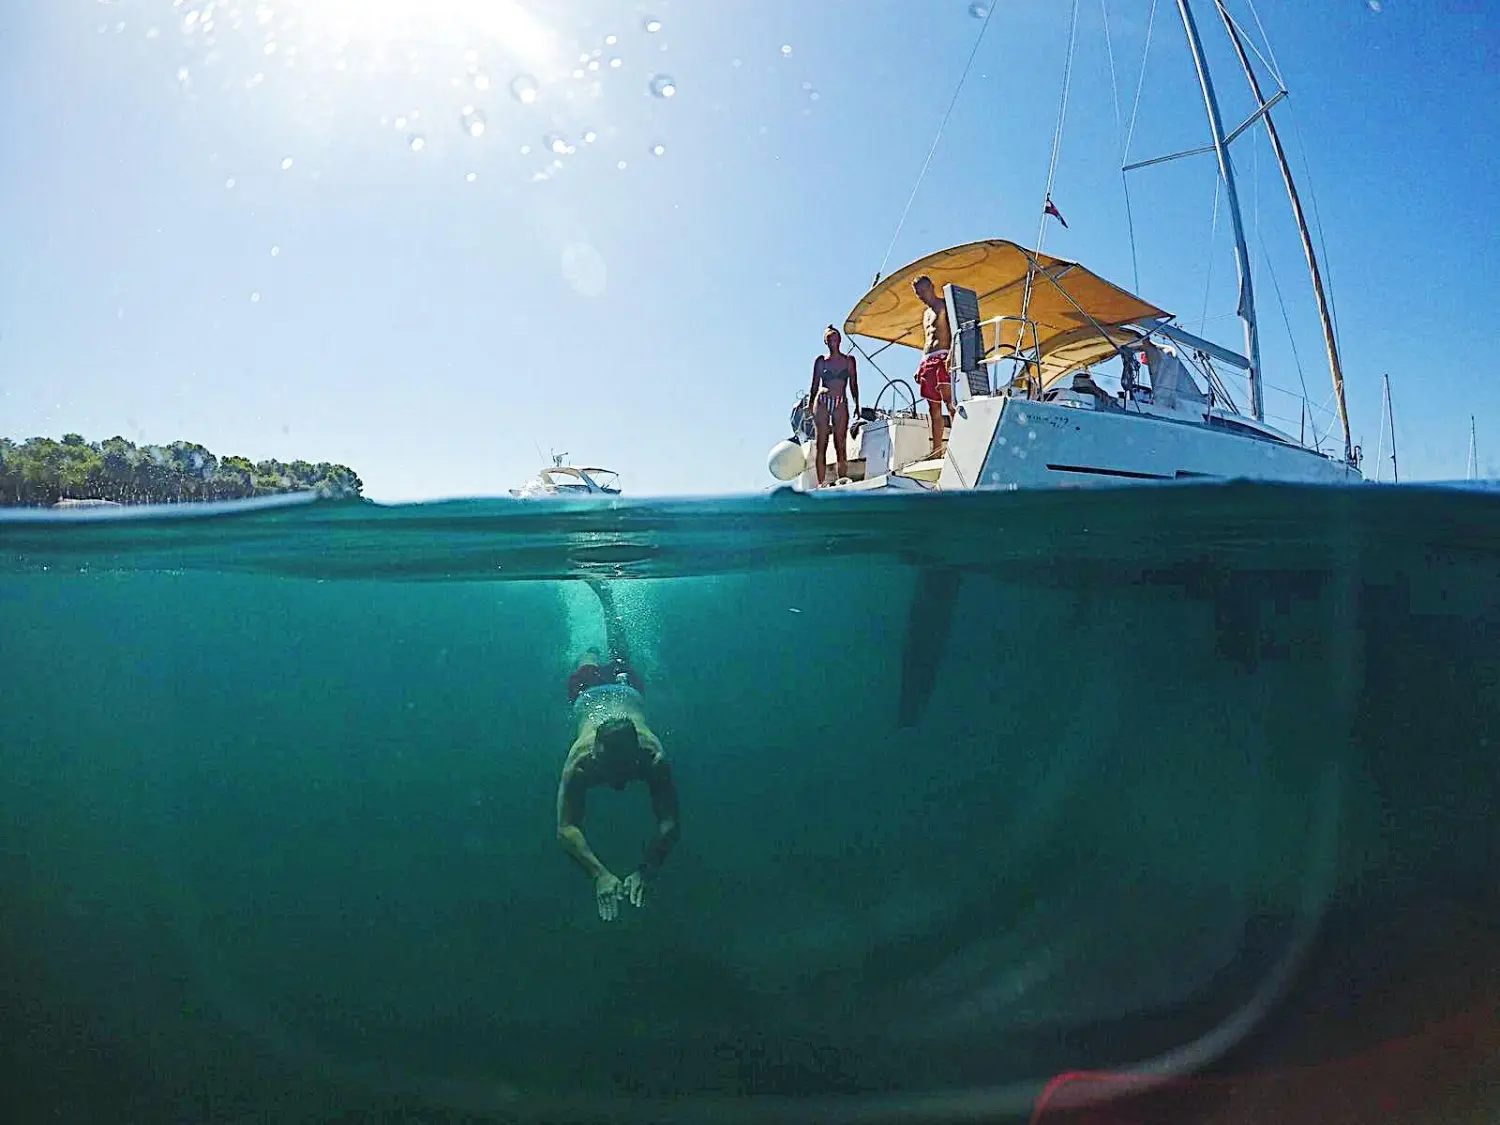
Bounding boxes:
[978,315,1045,397]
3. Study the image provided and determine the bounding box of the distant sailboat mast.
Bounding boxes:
[1379,373,1398,483]
[1468,416,1478,481]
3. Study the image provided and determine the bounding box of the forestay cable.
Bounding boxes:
[873,4,997,283]
[1122,0,1160,290]
[1019,0,1082,336]
[1032,0,1082,261]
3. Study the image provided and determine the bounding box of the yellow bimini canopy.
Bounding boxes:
[844,240,1170,386]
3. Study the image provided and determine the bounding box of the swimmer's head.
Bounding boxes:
[595,716,641,764]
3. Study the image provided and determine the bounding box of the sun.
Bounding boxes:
[283,0,559,72]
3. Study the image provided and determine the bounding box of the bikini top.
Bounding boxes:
[816,355,851,389]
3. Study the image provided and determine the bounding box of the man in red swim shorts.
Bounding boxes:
[556,580,679,923]
[913,275,955,455]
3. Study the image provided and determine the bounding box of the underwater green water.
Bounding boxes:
[1,483,1498,1124]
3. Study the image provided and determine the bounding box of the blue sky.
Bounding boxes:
[1,0,1495,499]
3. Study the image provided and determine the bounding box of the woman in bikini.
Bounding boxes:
[806,326,861,487]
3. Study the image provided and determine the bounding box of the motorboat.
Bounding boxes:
[510,456,622,499]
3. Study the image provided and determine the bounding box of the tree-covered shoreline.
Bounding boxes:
[0,434,363,506]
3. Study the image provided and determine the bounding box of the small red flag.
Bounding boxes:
[1044,195,1069,229]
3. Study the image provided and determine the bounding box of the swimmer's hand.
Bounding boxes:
[595,872,623,921]
[622,869,649,909]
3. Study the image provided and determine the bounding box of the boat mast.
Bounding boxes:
[1214,2,1353,464]
[1469,416,1478,481]
[1381,373,1399,483]
[1175,0,1263,422]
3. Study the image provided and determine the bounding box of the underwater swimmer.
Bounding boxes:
[555,583,680,922]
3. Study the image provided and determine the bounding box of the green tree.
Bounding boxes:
[0,435,364,507]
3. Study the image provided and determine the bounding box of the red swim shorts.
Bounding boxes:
[915,351,951,403]
[568,661,643,702]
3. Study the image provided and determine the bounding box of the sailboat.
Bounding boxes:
[767,0,1364,493]
[1373,374,1399,483]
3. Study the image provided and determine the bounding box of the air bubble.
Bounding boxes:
[968,3,989,17]
[474,71,491,91]
[408,134,426,152]
[547,134,570,154]
[520,144,532,154]
[270,245,280,257]
[465,171,477,182]
[617,160,627,170]
[651,143,665,156]
[583,130,597,143]
[643,17,662,32]
[395,115,408,128]
[780,44,792,56]
[509,74,536,103]
[280,156,293,169]
[609,57,622,68]
[250,292,261,303]
[225,177,236,188]
[649,74,676,98]
[605,34,617,45]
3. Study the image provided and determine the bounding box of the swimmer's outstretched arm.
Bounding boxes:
[619,748,680,910]
[639,744,680,875]
[556,745,610,882]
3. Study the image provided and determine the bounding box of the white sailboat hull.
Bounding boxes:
[796,396,1358,492]
[951,397,1359,489]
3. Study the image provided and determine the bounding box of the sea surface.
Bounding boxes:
[1,482,1498,1124]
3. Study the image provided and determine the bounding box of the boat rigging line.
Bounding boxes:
[1034,0,1082,263]
[1019,0,1082,340]
[872,3,997,285]
[1215,0,1352,462]
[1121,0,1160,292]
